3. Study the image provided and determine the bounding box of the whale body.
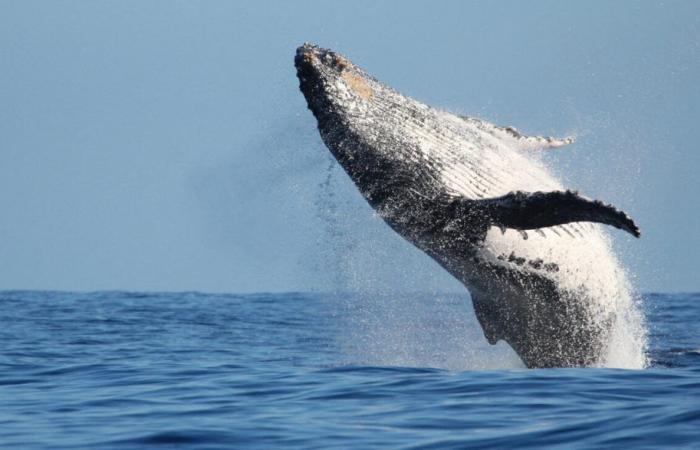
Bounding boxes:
[295,43,641,368]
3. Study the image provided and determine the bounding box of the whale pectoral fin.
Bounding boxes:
[479,190,641,238]
[507,131,574,151]
[471,291,502,345]
[490,123,574,150]
[460,116,574,150]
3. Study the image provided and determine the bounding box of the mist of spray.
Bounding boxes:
[200,111,648,370]
[313,147,525,370]
[311,119,648,370]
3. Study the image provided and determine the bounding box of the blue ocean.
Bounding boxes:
[0,290,698,449]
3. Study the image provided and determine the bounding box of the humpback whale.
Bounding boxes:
[295,43,641,368]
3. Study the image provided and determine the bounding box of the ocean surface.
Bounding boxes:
[0,290,698,449]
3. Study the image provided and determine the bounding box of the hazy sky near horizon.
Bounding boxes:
[1,1,699,293]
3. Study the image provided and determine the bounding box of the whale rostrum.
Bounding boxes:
[295,43,641,368]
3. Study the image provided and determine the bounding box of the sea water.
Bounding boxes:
[0,290,698,448]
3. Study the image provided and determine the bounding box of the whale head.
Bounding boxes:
[295,43,435,208]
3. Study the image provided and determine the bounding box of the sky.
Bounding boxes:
[1,1,699,293]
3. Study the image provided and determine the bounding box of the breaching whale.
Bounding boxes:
[295,43,641,368]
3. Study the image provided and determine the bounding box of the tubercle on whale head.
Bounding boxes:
[295,43,353,82]
[295,43,374,119]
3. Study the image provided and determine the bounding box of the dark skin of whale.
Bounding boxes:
[295,43,641,368]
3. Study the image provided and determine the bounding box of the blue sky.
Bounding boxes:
[1,1,698,293]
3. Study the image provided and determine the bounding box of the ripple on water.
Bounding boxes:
[0,291,698,449]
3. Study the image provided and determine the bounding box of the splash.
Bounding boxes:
[312,125,648,370]
[600,277,649,369]
[201,112,648,369]
[334,292,525,370]
[313,159,522,370]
